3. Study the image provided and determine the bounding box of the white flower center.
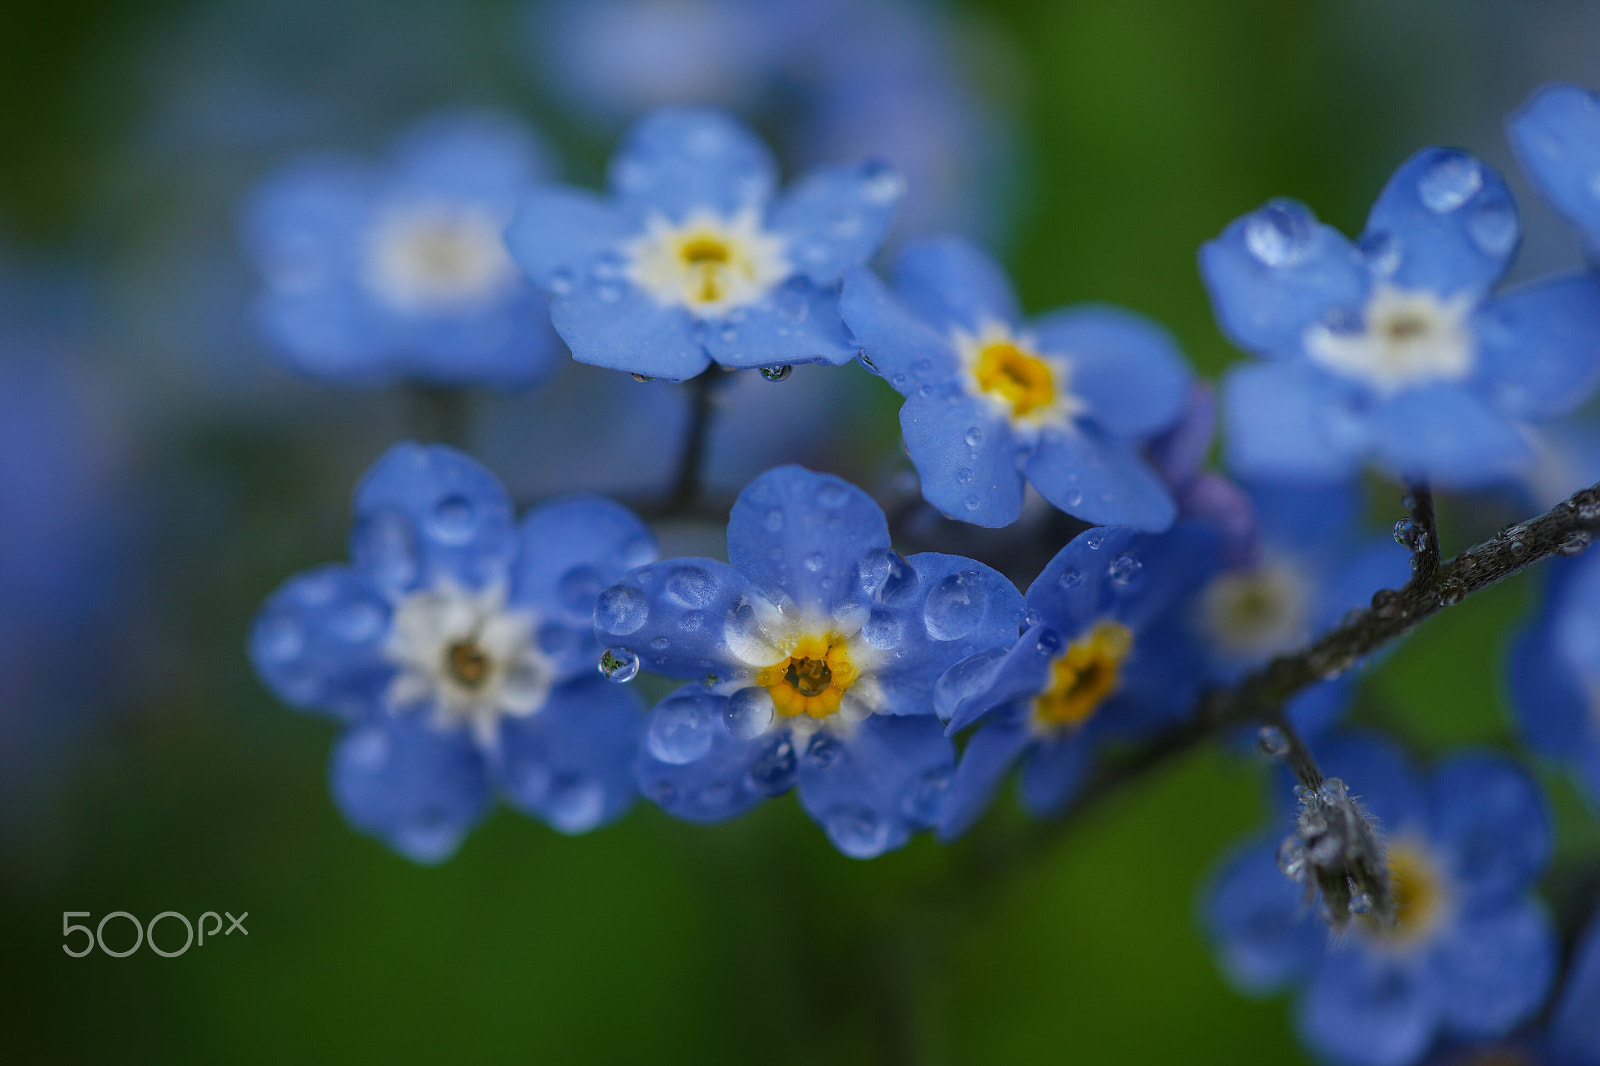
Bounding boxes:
[384,580,548,746]
[1305,285,1475,396]
[625,207,789,316]
[1200,557,1313,663]
[954,320,1085,432]
[360,199,519,315]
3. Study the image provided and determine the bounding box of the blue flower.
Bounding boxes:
[1509,83,1600,257]
[250,443,654,861]
[936,523,1219,839]
[1507,548,1600,808]
[1203,148,1600,487]
[1205,736,1557,1066]
[592,465,1025,857]
[241,110,565,388]
[840,236,1192,529]
[505,107,901,380]
[1185,479,1411,738]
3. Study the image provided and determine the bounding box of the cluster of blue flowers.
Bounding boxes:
[245,75,1600,1066]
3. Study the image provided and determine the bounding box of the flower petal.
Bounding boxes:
[1428,753,1550,904]
[250,564,393,722]
[1508,82,1600,252]
[1430,902,1556,1040]
[937,718,1034,841]
[1026,423,1176,531]
[1204,837,1324,994]
[607,108,777,223]
[1475,272,1600,421]
[892,236,1022,334]
[838,265,960,388]
[796,714,954,858]
[1363,147,1518,299]
[1367,385,1532,487]
[768,160,902,284]
[1221,361,1367,483]
[593,558,752,680]
[506,187,634,287]
[1297,949,1434,1066]
[494,677,642,833]
[549,269,710,380]
[511,495,658,631]
[634,686,775,823]
[1030,305,1192,438]
[899,384,1025,527]
[701,278,858,368]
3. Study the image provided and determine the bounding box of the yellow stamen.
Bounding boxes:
[755,633,860,719]
[1032,621,1132,730]
[975,342,1055,419]
[446,640,491,689]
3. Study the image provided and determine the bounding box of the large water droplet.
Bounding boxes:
[1244,200,1314,267]
[859,547,917,606]
[964,427,984,447]
[746,734,796,794]
[760,365,792,382]
[923,570,988,640]
[646,695,716,764]
[1256,725,1288,759]
[724,686,775,739]
[933,646,1008,719]
[665,565,717,608]
[861,609,902,650]
[824,804,891,858]
[1417,151,1483,213]
[595,585,648,635]
[598,647,640,682]
[1467,198,1517,256]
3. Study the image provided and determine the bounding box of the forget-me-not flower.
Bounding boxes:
[1203,147,1600,487]
[250,443,653,861]
[1206,735,1556,1066]
[840,236,1192,530]
[1509,82,1600,258]
[592,465,1025,857]
[936,522,1218,838]
[242,110,565,388]
[505,107,901,380]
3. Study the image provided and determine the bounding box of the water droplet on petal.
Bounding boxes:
[803,551,826,572]
[1417,151,1483,213]
[334,602,383,643]
[1057,566,1082,589]
[646,694,716,764]
[805,731,843,769]
[724,686,775,739]
[962,495,981,512]
[595,585,648,635]
[1467,198,1517,256]
[1244,200,1314,267]
[760,365,792,382]
[923,570,988,640]
[1278,838,1308,881]
[256,615,303,662]
[598,647,640,682]
[901,768,951,824]
[1064,488,1083,507]
[818,482,849,508]
[964,427,984,447]
[1084,530,1107,550]
[1356,231,1402,276]
[859,547,918,606]
[933,646,1008,719]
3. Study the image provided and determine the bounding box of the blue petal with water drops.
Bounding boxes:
[725,465,889,615]
[505,187,634,287]
[938,716,1034,841]
[607,107,777,223]
[867,551,1027,717]
[1475,273,1600,421]
[768,160,903,285]
[634,686,774,823]
[699,277,858,369]
[939,628,1053,733]
[1199,198,1368,358]
[494,676,642,834]
[329,713,492,864]
[1363,147,1518,299]
[1429,755,1551,903]
[1024,525,1142,639]
[241,155,372,289]
[349,442,518,596]
[1508,83,1600,254]
[549,266,710,380]
[1367,384,1532,487]
[1025,423,1176,531]
[250,564,393,722]
[1221,361,1368,482]
[1030,306,1191,438]
[593,557,752,680]
[837,265,961,388]
[794,714,954,859]
[898,384,1025,527]
[510,494,658,640]
[1203,837,1322,994]
[891,235,1022,335]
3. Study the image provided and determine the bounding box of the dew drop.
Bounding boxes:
[858,161,904,205]
[805,731,843,769]
[964,427,984,447]
[595,585,648,635]
[824,804,890,858]
[1107,553,1143,589]
[913,358,933,377]
[1356,231,1401,276]
[763,509,784,532]
[665,565,717,608]
[1256,725,1288,759]
[598,647,639,683]
[803,551,826,572]
[962,495,981,512]
[1057,566,1082,589]
[649,635,670,651]
[1417,151,1483,213]
[901,768,951,824]
[255,615,303,662]
[334,601,384,643]
[1278,838,1308,881]
[956,466,974,485]
[1243,200,1314,267]
[1467,199,1517,256]
[1369,588,1403,619]
[923,570,988,640]
[760,365,792,382]
[1064,488,1083,507]
[1349,892,1374,916]
[859,547,918,605]
[544,776,607,833]
[746,734,796,793]
[933,646,1008,719]
[818,482,849,507]
[547,267,574,296]
[646,695,716,764]
[1559,530,1593,556]
[724,686,775,739]
[1084,530,1107,550]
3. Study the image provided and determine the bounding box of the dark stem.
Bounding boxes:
[405,385,473,450]
[1404,482,1441,588]
[667,370,722,513]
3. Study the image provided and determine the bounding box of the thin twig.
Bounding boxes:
[667,370,723,514]
[404,384,473,449]
[1403,482,1441,589]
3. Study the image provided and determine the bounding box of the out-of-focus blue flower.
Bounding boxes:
[1205,736,1557,1066]
[241,110,565,388]
[1186,480,1411,738]
[1203,148,1600,487]
[1508,547,1600,808]
[250,443,654,861]
[1509,83,1600,259]
[592,465,1025,857]
[524,0,1017,241]
[505,107,901,380]
[937,523,1218,838]
[841,236,1191,529]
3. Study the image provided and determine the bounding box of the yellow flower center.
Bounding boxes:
[626,208,789,316]
[1032,621,1132,730]
[446,639,491,689]
[974,341,1055,419]
[1363,842,1447,946]
[755,633,860,719]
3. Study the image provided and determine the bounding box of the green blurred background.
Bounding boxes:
[3,1,1598,1062]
